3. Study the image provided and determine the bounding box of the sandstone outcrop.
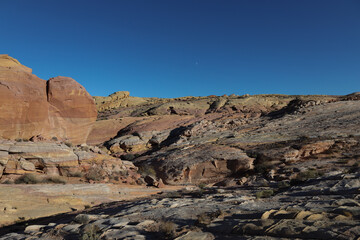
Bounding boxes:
[0,140,140,185]
[0,55,96,144]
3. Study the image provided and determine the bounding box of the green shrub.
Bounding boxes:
[254,162,273,174]
[256,189,274,199]
[277,181,290,189]
[296,170,319,181]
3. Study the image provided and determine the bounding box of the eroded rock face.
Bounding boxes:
[0,140,141,185]
[0,55,97,144]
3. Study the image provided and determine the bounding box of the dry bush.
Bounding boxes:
[158,221,177,239]
[138,164,156,177]
[15,174,67,184]
[85,168,104,182]
[15,174,42,184]
[81,224,101,240]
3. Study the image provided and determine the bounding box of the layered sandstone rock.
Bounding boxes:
[0,140,141,184]
[0,55,96,144]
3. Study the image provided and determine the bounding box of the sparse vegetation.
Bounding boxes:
[64,141,73,148]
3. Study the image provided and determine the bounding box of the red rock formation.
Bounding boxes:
[0,55,96,144]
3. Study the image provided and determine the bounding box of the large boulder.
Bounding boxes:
[135,143,255,184]
[0,55,96,144]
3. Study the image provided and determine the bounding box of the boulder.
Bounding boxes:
[19,158,36,171]
[136,144,254,184]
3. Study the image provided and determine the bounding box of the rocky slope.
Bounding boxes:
[0,55,97,144]
[1,83,360,239]
[90,91,358,186]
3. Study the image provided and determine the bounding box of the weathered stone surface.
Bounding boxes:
[47,76,97,144]
[0,55,97,144]
[175,231,215,240]
[19,158,35,171]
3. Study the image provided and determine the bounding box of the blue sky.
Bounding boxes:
[1,0,359,97]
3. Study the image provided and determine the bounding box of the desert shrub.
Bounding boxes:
[69,171,84,178]
[64,142,73,148]
[15,174,67,184]
[51,136,58,141]
[256,189,274,199]
[290,169,321,185]
[121,153,135,161]
[254,162,273,174]
[337,159,349,164]
[196,209,223,226]
[85,168,104,182]
[348,162,359,173]
[81,224,101,240]
[43,176,67,184]
[75,214,90,224]
[158,221,176,239]
[164,191,182,199]
[138,164,156,177]
[15,174,42,184]
[2,179,13,184]
[277,181,290,189]
[81,146,90,152]
[296,169,319,181]
[197,183,206,190]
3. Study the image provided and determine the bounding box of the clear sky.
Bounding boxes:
[1,0,359,97]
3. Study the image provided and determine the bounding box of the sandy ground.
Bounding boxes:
[0,183,183,226]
